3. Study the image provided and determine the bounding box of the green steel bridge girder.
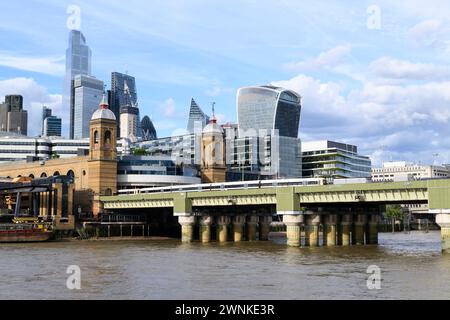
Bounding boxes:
[100,179,450,214]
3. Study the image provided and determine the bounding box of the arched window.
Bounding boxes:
[40,173,47,178]
[104,130,111,145]
[29,174,35,179]
[67,170,75,179]
[94,130,99,144]
[53,171,60,177]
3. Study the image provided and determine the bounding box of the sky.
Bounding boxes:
[1,0,450,166]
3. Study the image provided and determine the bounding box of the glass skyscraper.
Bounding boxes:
[110,72,138,134]
[72,75,104,139]
[43,116,62,137]
[187,98,210,134]
[65,30,92,139]
[234,85,303,178]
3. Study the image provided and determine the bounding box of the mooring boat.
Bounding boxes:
[0,217,53,243]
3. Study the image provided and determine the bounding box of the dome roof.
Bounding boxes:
[141,115,157,141]
[203,118,223,135]
[91,93,117,121]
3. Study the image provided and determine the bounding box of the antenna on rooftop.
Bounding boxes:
[211,102,216,118]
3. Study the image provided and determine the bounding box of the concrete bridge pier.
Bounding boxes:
[217,216,231,243]
[179,216,196,243]
[323,214,338,246]
[339,214,353,246]
[353,213,367,245]
[305,214,321,247]
[200,216,212,243]
[283,215,304,247]
[233,215,246,242]
[259,216,272,241]
[436,214,450,253]
[247,216,259,241]
[366,214,380,245]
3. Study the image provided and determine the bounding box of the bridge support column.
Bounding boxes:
[436,214,450,253]
[259,216,272,241]
[353,214,367,245]
[217,216,230,243]
[366,214,380,245]
[178,216,196,243]
[283,215,303,247]
[233,215,246,242]
[323,214,338,246]
[200,216,212,243]
[305,214,321,247]
[339,214,353,246]
[247,216,259,241]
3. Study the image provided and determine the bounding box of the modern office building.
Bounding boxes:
[66,30,92,139]
[43,116,62,137]
[141,116,157,141]
[372,161,449,182]
[72,75,104,139]
[187,98,210,134]
[301,140,372,179]
[110,72,138,132]
[41,106,52,136]
[235,85,303,178]
[119,81,140,140]
[0,95,28,136]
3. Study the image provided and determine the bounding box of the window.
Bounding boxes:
[94,131,99,144]
[105,130,111,145]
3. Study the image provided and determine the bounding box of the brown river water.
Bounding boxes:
[0,231,448,300]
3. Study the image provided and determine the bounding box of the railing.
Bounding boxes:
[101,214,146,223]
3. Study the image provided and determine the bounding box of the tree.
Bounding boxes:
[385,205,403,233]
[132,148,148,156]
[51,152,60,159]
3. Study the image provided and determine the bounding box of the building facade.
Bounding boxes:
[43,116,62,137]
[187,98,210,134]
[41,106,52,136]
[302,140,372,179]
[0,95,28,136]
[110,72,138,133]
[119,81,140,140]
[66,30,92,139]
[372,161,449,182]
[141,116,157,141]
[72,75,104,139]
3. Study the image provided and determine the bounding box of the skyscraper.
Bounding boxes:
[43,116,62,137]
[187,98,210,134]
[41,106,52,136]
[141,116,157,141]
[110,72,138,134]
[234,85,303,178]
[65,30,92,139]
[72,75,104,139]
[120,80,140,140]
[0,95,28,136]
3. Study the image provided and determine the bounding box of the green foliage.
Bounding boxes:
[51,152,60,159]
[132,148,148,156]
[385,205,404,221]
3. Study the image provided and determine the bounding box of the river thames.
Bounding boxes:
[0,231,448,300]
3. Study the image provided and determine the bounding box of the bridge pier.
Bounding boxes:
[366,214,379,245]
[233,215,246,242]
[305,214,320,247]
[247,216,259,241]
[200,216,212,243]
[353,213,367,245]
[339,214,353,246]
[436,214,450,253]
[217,216,230,243]
[323,214,338,246]
[283,215,303,247]
[259,216,272,241]
[179,216,196,243]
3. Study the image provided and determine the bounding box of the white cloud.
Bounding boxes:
[407,19,450,52]
[369,57,450,81]
[0,78,64,136]
[205,86,234,97]
[284,45,352,72]
[0,52,65,76]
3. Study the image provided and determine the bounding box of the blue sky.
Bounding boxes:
[1,0,450,166]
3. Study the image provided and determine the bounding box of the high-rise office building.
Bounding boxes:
[72,75,104,139]
[43,116,62,137]
[65,30,92,139]
[110,72,138,134]
[41,106,52,136]
[0,95,28,136]
[141,116,157,141]
[233,85,303,178]
[187,98,210,134]
[120,81,140,140]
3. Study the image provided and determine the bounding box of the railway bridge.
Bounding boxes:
[100,179,450,252]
